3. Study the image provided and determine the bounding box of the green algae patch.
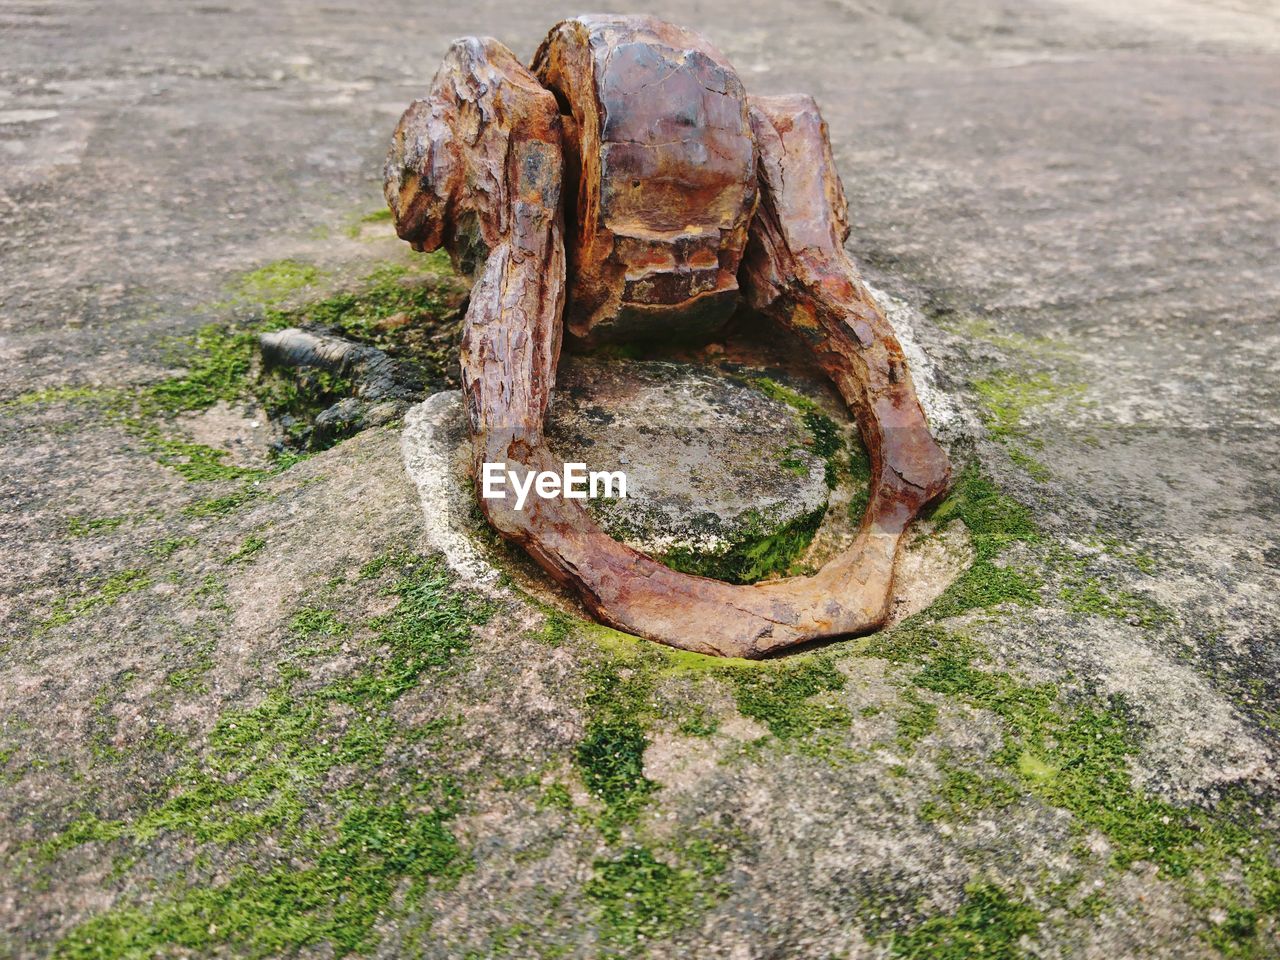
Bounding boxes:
[575,720,654,828]
[223,534,266,565]
[886,881,1042,960]
[894,688,939,752]
[70,256,468,484]
[847,433,873,521]
[580,621,855,760]
[52,801,462,960]
[924,464,1042,617]
[41,569,153,630]
[749,376,851,491]
[571,621,773,833]
[862,613,1280,956]
[660,505,824,585]
[3,384,115,409]
[728,654,850,746]
[46,556,491,960]
[347,206,394,237]
[262,260,462,381]
[586,841,728,953]
[574,653,660,833]
[232,259,327,304]
[66,515,127,537]
[973,372,1080,443]
[920,765,1021,823]
[972,370,1084,482]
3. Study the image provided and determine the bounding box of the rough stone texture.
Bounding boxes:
[547,358,829,556]
[400,357,834,590]
[3,2,1280,958]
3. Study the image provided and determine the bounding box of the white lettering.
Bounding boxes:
[536,471,561,498]
[563,462,587,499]
[480,463,628,510]
[509,468,536,511]
[590,470,627,500]
[481,461,505,500]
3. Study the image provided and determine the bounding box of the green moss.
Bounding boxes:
[862,614,1280,956]
[575,721,654,827]
[181,488,261,518]
[1008,447,1051,482]
[52,802,461,960]
[676,705,719,737]
[224,534,266,565]
[233,259,327,304]
[147,536,197,558]
[1050,547,1173,627]
[347,207,394,237]
[972,371,1083,481]
[66,516,126,537]
[886,881,1042,959]
[747,376,850,489]
[568,624,767,829]
[585,842,727,952]
[847,434,873,521]
[262,261,459,379]
[573,654,659,831]
[1057,577,1170,627]
[973,372,1082,444]
[920,766,1020,822]
[728,655,850,747]
[47,557,492,960]
[92,257,463,483]
[289,607,349,640]
[536,783,574,812]
[2,384,120,412]
[255,365,358,448]
[895,689,939,752]
[534,608,575,647]
[146,436,265,482]
[924,464,1042,618]
[143,324,265,416]
[661,506,824,585]
[42,569,153,629]
[748,377,819,412]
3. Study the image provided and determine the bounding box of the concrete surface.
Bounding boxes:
[2,1,1279,958]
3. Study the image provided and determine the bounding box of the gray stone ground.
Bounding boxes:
[3,1,1279,958]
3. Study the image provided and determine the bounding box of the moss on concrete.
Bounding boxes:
[660,506,824,585]
[52,800,462,960]
[574,651,659,833]
[45,556,492,959]
[924,464,1043,617]
[65,515,127,536]
[223,534,266,565]
[728,654,851,752]
[41,569,153,630]
[885,881,1042,959]
[586,840,728,954]
[860,611,1280,956]
[231,259,327,304]
[972,370,1084,482]
[919,765,1021,823]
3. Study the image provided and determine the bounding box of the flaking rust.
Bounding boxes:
[384,15,951,658]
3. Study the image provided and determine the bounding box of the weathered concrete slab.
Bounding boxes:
[3,1,1279,958]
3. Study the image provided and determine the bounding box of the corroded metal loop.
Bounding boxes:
[386,17,951,658]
